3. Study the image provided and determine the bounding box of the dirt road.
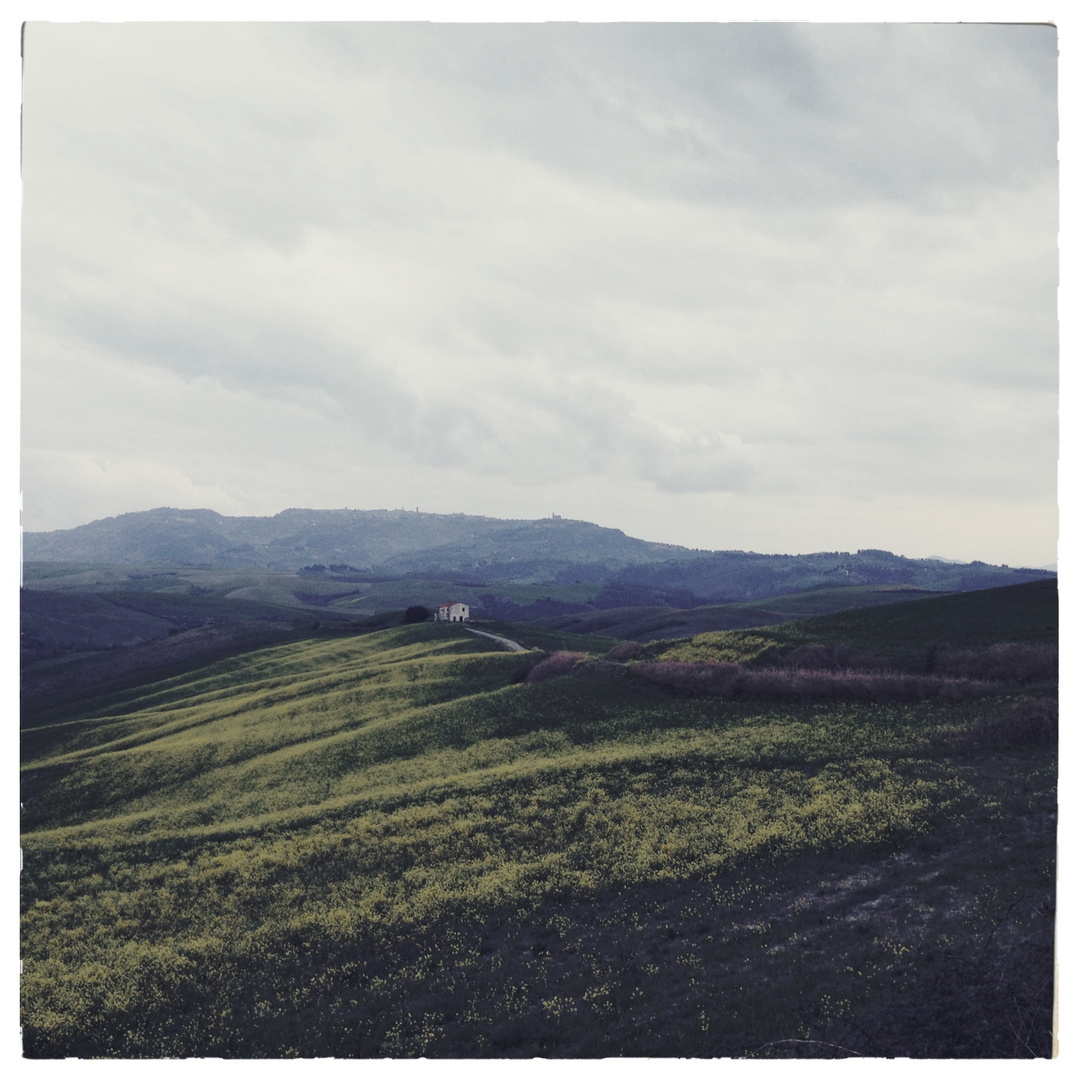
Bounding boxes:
[464,626,530,652]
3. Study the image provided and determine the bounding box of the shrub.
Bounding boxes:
[524,652,589,684]
[779,643,888,672]
[929,643,1057,684]
[933,698,1058,750]
[629,661,995,704]
[979,696,1058,747]
[628,660,741,697]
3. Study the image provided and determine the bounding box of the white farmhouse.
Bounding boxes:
[435,601,470,623]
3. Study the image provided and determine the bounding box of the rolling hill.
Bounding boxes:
[24,507,1053,601]
[21,584,1056,1057]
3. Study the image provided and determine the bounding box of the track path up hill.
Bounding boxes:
[464,626,529,652]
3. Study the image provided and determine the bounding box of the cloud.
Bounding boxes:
[20,22,1058,566]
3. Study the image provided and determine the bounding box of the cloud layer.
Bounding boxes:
[21,22,1058,565]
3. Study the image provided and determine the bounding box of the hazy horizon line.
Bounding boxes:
[21,501,1058,572]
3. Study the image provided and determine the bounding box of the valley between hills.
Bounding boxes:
[20,510,1057,1057]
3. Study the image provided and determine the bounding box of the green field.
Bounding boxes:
[21,586,1056,1057]
[536,584,959,642]
[638,579,1058,669]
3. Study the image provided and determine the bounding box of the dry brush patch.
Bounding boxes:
[929,643,1057,684]
[778,643,889,672]
[524,652,590,684]
[628,661,1000,704]
[931,697,1058,751]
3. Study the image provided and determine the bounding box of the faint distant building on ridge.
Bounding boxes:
[435,601,470,623]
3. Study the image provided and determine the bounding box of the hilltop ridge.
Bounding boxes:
[23,507,1053,604]
[23,507,683,576]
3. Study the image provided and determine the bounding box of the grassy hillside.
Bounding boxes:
[781,578,1058,658]
[22,563,1056,706]
[638,580,1057,670]
[536,584,953,641]
[21,564,422,701]
[21,590,1056,1058]
[475,621,621,655]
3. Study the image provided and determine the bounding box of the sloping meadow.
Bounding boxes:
[21,621,1054,1057]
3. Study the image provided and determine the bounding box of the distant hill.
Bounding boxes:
[23,508,683,578]
[24,507,1054,603]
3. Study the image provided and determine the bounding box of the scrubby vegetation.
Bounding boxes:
[624,638,1056,705]
[627,661,1007,703]
[523,651,589,683]
[929,642,1057,684]
[21,585,1056,1058]
[932,697,1058,751]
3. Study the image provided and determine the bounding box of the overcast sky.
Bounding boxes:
[20,20,1059,566]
